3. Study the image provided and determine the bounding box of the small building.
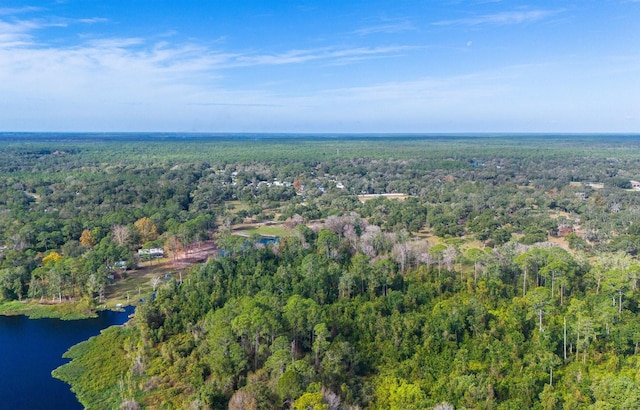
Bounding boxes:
[138,248,164,259]
[631,180,640,190]
[107,261,127,272]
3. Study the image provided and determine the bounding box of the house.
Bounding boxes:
[138,248,164,259]
[107,261,127,272]
[631,180,640,190]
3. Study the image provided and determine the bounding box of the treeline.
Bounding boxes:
[57,217,640,409]
[5,135,640,310]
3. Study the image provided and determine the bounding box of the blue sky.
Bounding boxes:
[0,1,638,133]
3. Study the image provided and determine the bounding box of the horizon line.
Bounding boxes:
[1,131,639,136]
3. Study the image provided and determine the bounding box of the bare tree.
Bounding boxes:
[411,241,431,269]
[393,241,411,274]
[443,246,458,271]
[323,387,341,410]
[151,276,162,292]
[360,225,381,257]
[131,354,145,376]
[112,225,131,247]
[343,223,359,253]
[283,213,305,230]
[10,233,28,251]
[325,215,345,236]
[120,400,141,410]
[228,390,257,410]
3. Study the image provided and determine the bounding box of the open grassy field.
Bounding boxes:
[358,193,408,202]
[224,200,250,213]
[233,222,289,237]
[103,260,175,308]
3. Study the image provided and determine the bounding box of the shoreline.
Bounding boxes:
[0,299,134,320]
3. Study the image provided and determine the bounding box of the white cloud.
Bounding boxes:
[0,7,43,16]
[0,14,425,131]
[353,19,416,36]
[0,13,109,48]
[77,17,109,24]
[0,19,40,47]
[230,45,417,67]
[433,9,560,26]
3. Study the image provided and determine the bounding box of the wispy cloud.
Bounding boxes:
[0,15,109,49]
[77,17,109,24]
[0,7,43,16]
[0,10,444,131]
[318,70,508,103]
[0,13,419,117]
[353,18,416,36]
[0,19,48,47]
[232,45,417,66]
[84,37,145,49]
[433,9,560,26]
[0,11,414,69]
[188,102,282,107]
[0,7,109,47]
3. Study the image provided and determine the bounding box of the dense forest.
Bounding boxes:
[3,133,640,408]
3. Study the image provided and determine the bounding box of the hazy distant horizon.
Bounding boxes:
[2,132,639,139]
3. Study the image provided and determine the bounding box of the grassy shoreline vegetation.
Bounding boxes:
[3,133,640,408]
[52,326,136,409]
[0,298,96,320]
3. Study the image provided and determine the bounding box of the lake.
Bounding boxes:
[0,307,134,410]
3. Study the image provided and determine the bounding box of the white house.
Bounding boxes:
[138,248,164,258]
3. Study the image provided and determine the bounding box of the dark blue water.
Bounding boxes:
[0,307,134,410]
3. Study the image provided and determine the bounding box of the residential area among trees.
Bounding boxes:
[3,133,640,408]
